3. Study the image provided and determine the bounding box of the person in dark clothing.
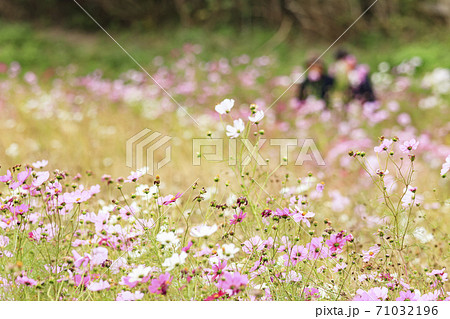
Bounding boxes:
[298,57,335,108]
[332,49,376,104]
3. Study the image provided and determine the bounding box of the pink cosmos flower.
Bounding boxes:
[116,290,144,301]
[157,192,182,206]
[419,290,440,301]
[0,235,9,247]
[316,183,325,192]
[261,237,274,250]
[306,237,329,260]
[354,287,388,301]
[210,260,228,281]
[16,273,37,286]
[216,272,248,296]
[230,209,247,225]
[426,268,448,285]
[73,273,93,287]
[273,207,292,218]
[72,249,91,269]
[396,290,420,301]
[399,139,419,153]
[283,245,308,266]
[284,270,302,282]
[332,262,347,273]
[91,247,108,266]
[326,232,347,253]
[63,189,92,205]
[124,170,145,183]
[374,139,393,153]
[362,244,380,262]
[304,287,321,301]
[9,204,30,218]
[148,273,172,295]
[31,171,49,188]
[10,168,32,190]
[87,280,110,291]
[182,241,193,253]
[0,170,12,183]
[292,210,315,227]
[241,236,264,254]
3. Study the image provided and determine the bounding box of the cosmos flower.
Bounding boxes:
[353,287,388,301]
[215,98,234,114]
[116,290,144,301]
[396,290,421,301]
[15,273,37,286]
[162,252,188,271]
[32,160,48,169]
[124,265,153,286]
[190,224,218,237]
[226,119,245,138]
[156,231,180,246]
[9,168,32,190]
[374,139,393,153]
[399,139,419,153]
[362,245,381,262]
[292,210,315,227]
[332,262,347,273]
[87,280,110,291]
[229,209,247,225]
[204,290,227,301]
[148,273,172,295]
[157,192,182,206]
[241,236,264,254]
[248,110,264,123]
[216,271,248,296]
[441,155,450,177]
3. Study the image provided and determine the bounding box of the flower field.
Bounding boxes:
[0,44,449,301]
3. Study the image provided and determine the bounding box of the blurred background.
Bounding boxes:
[0,0,449,77]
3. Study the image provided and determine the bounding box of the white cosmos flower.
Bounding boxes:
[128,265,153,283]
[135,184,158,197]
[162,252,188,271]
[441,155,450,177]
[218,243,239,259]
[190,224,218,238]
[156,231,180,247]
[226,118,245,138]
[248,110,264,123]
[215,99,234,114]
[413,227,434,243]
[32,160,48,169]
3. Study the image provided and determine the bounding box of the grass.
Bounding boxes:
[0,21,449,78]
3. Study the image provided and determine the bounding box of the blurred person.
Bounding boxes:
[297,57,335,108]
[331,49,376,104]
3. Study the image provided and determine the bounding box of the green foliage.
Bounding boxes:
[0,20,448,78]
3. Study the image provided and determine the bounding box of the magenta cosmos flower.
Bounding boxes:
[148,273,172,295]
[230,209,247,225]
